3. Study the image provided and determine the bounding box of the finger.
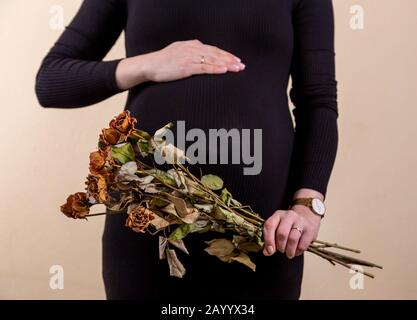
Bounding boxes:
[262,212,281,256]
[191,45,244,71]
[295,230,314,256]
[202,44,242,63]
[286,226,303,259]
[275,211,296,253]
[194,53,245,72]
[187,63,228,75]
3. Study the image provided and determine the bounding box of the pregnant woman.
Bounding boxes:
[36,0,338,300]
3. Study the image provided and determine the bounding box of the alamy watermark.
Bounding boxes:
[349,265,365,290]
[153,121,263,176]
[49,265,64,290]
[350,5,365,30]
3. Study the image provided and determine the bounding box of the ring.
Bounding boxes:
[291,226,303,234]
[200,55,205,64]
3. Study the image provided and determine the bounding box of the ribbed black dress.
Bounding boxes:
[36,0,338,300]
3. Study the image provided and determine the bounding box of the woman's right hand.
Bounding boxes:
[115,39,245,90]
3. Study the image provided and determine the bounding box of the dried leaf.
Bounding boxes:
[159,144,188,164]
[233,235,262,253]
[116,161,140,182]
[230,252,256,272]
[168,239,189,255]
[201,174,224,190]
[166,249,186,278]
[167,169,187,189]
[138,175,154,184]
[166,194,200,224]
[153,123,173,144]
[194,203,214,213]
[185,178,206,197]
[150,214,171,230]
[230,198,242,206]
[213,205,258,236]
[204,238,235,258]
[220,188,232,206]
[161,203,178,216]
[159,236,168,260]
[141,183,159,193]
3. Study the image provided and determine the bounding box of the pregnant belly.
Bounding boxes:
[127,71,292,131]
[126,73,295,215]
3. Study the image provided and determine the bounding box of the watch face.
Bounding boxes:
[312,198,326,216]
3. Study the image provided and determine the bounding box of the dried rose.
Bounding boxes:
[85,174,108,203]
[89,150,107,175]
[60,192,90,219]
[125,205,155,233]
[109,110,137,136]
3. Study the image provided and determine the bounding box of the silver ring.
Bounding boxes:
[200,55,205,64]
[291,226,303,234]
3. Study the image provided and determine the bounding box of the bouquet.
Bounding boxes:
[61,111,382,279]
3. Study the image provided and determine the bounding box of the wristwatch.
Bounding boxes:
[291,197,326,218]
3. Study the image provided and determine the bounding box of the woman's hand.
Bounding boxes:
[263,205,322,259]
[116,39,245,90]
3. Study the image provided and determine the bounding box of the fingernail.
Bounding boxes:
[240,63,246,70]
[234,56,241,62]
[267,246,275,255]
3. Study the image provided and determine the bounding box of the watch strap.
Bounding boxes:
[291,197,313,208]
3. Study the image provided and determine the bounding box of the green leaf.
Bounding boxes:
[135,129,152,140]
[129,129,152,141]
[169,224,196,241]
[213,205,259,236]
[150,198,169,208]
[111,143,135,164]
[153,170,177,187]
[201,174,224,190]
[137,140,150,156]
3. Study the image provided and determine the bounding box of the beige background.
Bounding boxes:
[0,0,416,299]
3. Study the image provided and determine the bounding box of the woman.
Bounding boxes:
[36,0,338,300]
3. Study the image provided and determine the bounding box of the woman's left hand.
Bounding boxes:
[263,205,322,258]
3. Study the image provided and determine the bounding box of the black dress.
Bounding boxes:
[36,0,338,300]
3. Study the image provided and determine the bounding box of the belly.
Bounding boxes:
[126,70,295,217]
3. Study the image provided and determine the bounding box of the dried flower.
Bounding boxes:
[85,174,108,203]
[60,192,90,219]
[99,128,126,148]
[125,205,155,233]
[109,110,137,136]
[89,150,107,175]
[62,111,383,280]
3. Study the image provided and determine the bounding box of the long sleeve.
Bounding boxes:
[35,0,126,108]
[287,0,339,199]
